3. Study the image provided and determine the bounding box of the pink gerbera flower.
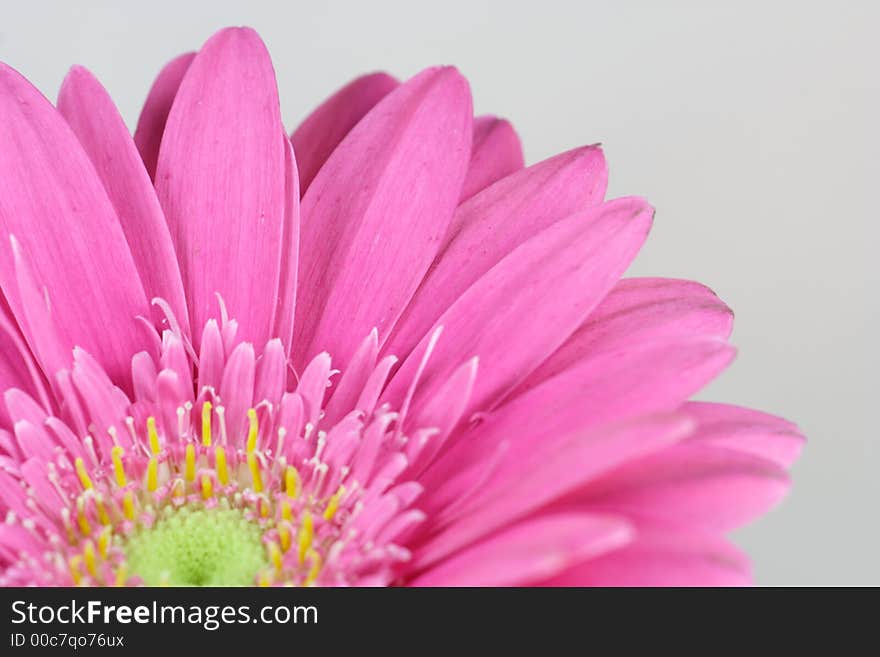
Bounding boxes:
[0,27,802,587]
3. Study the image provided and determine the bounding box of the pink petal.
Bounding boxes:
[422,337,735,510]
[196,319,224,395]
[403,356,478,477]
[0,297,48,425]
[254,338,286,407]
[682,401,804,467]
[272,139,300,354]
[133,52,194,180]
[460,115,524,202]
[519,277,733,393]
[383,197,653,419]
[568,443,790,532]
[540,531,752,586]
[219,341,255,443]
[291,72,399,194]
[410,414,692,571]
[322,329,378,426]
[293,67,473,373]
[155,27,286,351]
[409,513,632,586]
[385,146,608,361]
[58,65,190,337]
[0,64,151,385]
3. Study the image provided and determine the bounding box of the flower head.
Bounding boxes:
[0,27,802,586]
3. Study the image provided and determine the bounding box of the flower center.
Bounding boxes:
[123,505,267,586]
[1,327,428,587]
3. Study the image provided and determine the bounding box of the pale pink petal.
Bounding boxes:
[155,28,286,351]
[57,66,189,337]
[459,115,524,201]
[567,443,790,532]
[383,197,653,419]
[385,146,608,361]
[519,277,733,393]
[0,64,151,385]
[293,67,473,373]
[541,531,752,586]
[682,401,805,467]
[133,52,194,180]
[410,513,632,586]
[291,72,399,194]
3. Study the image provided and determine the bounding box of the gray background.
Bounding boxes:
[1,1,876,585]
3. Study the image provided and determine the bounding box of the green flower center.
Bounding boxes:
[123,505,268,586]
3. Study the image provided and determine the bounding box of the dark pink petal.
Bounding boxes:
[294,67,473,373]
[133,52,194,180]
[519,277,733,393]
[384,197,653,419]
[385,146,608,361]
[409,513,632,586]
[682,401,804,467]
[568,443,790,532]
[58,66,190,337]
[540,531,752,586]
[459,115,524,202]
[155,28,286,351]
[0,64,151,385]
[291,72,399,194]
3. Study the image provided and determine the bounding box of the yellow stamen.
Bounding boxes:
[305,549,322,586]
[83,540,98,577]
[259,497,271,518]
[201,401,212,447]
[281,500,293,522]
[76,500,91,536]
[111,446,127,487]
[147,416,161,454]
[278,523,291,552]
[201,474,213,500]
[74,457,93,490]
[247,452,263,493]
[114,565,127,587]
[69,556,83,585]
[323,486,346,521]
[285,466,300,499]
[172,479,185,499]
[185,444,196,481]
[297,511,313,564]
[95,496,110,525]
[269,543,283,573]
[258,572,271,587]
[146,457,158,492]
[97,527,111,559]
[215,447,229,485]
[122,491,135,520]
[246,408,259,453]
